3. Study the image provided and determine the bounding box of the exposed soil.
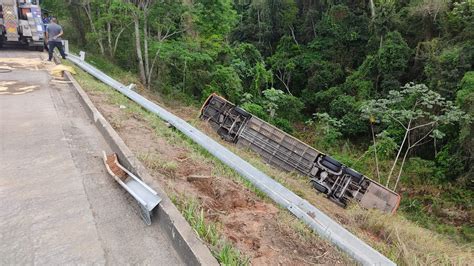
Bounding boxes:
[85,88,349,264]
[105,153,127,180]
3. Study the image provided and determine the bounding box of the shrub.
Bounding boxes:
[241,102,269,120]
[271,118,294,134]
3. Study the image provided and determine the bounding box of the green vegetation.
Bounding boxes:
[46,0,472,246]
[71,60,471,263]
[172,196,249,265]
[348,206,473,265]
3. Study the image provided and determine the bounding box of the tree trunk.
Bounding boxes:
[134,16,146,84]
[257,10,262,44]
[183,59,187,92]
[386,121,411,187]
[371,124,381,182]
[311,18,317,39]
[289,26,299,46]
[181,0,196,38]
[83,3,105,55]
[276,71,293,96]
[143,18,150,87]
[68,4,87,46]
[107,22,113,57]
[394,147,410,191]
[113,27,126,57]
[147,48,161,88]
[369,0,376,19]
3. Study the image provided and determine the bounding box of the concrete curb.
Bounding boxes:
[63,70,218,266]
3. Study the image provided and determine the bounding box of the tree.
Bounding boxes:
[193,0,237,38]
[231,43,272,96]
[312,4,370,68]
[424,44,474,98]
[305,60,344,94]
[102,1,134,57]
[75,0,132,56]
[268,36,301,95]
[376,31,411,92]
[306,112,344,149]
[361,83,469,190]
[369,0,376,19]
[122,0,185,87]
[262,88,285,119]
[409,0,449,40]
[349,31,411,95]
[370,0,397,48]
[453,71,474,182]
[445,0,474,41]
[123,0,150,84]
[276,0,299,45]
[144,1,186,87]
[79,0,106,55]
[205,65,243,102]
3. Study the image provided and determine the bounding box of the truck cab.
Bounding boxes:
[0,0,45,50]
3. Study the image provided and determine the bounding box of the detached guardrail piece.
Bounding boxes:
[102,151,162,225]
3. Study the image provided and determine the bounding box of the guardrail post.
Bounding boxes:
[62,40,69,54]
[79,51,86,61]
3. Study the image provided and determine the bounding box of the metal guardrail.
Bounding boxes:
[67,53,396,266]
[102,151,162,225]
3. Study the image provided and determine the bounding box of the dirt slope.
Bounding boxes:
[82,84,350,264]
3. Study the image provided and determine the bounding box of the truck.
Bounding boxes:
[0,0,44,50]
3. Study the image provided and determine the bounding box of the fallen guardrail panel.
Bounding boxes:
[103,151,162,225]
[69,52,396,266]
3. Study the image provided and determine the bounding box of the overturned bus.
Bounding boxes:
[200,93,400,213]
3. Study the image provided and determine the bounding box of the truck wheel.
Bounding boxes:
[310,180,328,194]
[323,156,342,167]
[320,160,341,172]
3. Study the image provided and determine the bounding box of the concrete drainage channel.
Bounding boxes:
[67,53,396,266]
[62,65,218,266]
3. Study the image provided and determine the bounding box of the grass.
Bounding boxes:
[398,187,474,243]
[347,206,473,264]
[297,125,474,244]
[171,195,249,265]
[69,57,473,265]
[138,153,178,178]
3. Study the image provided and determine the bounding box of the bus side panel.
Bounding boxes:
[237,117,320,176]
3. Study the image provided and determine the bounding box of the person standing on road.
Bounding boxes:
[46,17,66,61]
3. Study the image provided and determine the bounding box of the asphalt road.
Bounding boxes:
[0,50,184,265]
